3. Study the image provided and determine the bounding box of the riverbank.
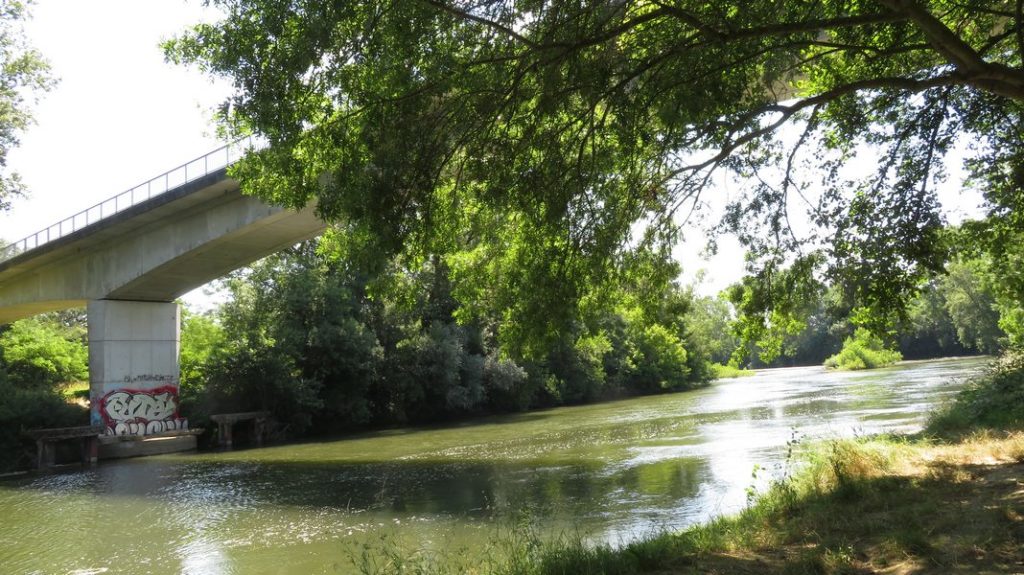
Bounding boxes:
[484,355,1024,575]
[622,432,1024,575]
[0,358,991,573]
[351,432,1024,574]
[346,355,1022,575]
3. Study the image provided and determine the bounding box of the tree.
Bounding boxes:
[166,1,1024,345]
[937,257,1004,353]
[0,0,53,213]
[685,294,740,365]
[0,317,87,388]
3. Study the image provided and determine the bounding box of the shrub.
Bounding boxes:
[0,375,88,471]
[710,363,755,379]
[928,351,1024,436]
[0,318,87,388]
[824,328,902,370]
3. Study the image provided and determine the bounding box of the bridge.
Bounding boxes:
[0,140,325,438]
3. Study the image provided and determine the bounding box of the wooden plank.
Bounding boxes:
[25,425,103,440]
[209,411,269,424]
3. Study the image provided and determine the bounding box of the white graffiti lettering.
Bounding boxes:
[103,391,178,424]
[107,418,189,437]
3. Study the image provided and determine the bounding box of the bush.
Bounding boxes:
[928,351,1024,436]
[710,363,755,379]
[824,328,902,370]
[630,324,691,392]
[0,318,87,388]
[0,375,88,472]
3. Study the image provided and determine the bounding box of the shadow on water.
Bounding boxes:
[4,454,710,519]
[0,357,993,575]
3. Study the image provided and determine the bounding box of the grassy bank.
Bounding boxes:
[352,354,1024,575]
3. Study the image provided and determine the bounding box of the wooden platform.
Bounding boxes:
[210,411,270,449]
[25,425,103,471]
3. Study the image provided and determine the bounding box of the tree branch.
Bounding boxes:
[881,0,1024,101]
[418,0,537,48]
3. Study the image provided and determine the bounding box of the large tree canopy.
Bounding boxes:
[0,0,52,213]
[167,0,1024,349]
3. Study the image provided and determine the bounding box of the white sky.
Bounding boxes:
[0,0,231,306]
[0,1,987,307]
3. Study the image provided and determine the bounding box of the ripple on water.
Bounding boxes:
[0,357,989,574]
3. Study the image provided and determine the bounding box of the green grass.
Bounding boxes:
[59,381,89,401]
[709,362,755,379]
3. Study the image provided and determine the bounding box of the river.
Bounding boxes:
[0,356,990,574]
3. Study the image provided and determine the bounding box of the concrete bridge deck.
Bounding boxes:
[0,142,326,323]
[0,141,329,440]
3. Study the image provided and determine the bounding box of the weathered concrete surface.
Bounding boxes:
[98,433,199,460]
[88,300,183,436]
[0,168,325,323]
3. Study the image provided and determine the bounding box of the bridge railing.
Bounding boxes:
[0,136,265,265]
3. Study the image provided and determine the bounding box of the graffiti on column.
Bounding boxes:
[99,385,189,436]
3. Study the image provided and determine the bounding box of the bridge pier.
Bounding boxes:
[88,300,187,437]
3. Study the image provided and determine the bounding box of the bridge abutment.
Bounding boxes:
[87,300,187,436]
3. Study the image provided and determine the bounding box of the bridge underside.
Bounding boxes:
[0,167,327,439]
[0,169,325,323]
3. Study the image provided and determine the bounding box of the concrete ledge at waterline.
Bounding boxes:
[98,429,203,460]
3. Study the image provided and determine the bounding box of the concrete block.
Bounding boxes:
[88,300,182,437]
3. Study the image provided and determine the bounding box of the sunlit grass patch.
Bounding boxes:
[59,381,89,401]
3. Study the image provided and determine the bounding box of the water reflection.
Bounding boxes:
[0,357,990,574]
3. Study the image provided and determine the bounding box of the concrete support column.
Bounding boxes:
[88,300,187,436]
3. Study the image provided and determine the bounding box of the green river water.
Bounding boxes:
[0,357,990,574]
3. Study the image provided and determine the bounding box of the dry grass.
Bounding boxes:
[657,434,1024,575]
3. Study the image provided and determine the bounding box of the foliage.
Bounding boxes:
[726,251,1005,368]
[897,281,970,359]
[629,323,690,392]
[181,238,711,438]
[166,0,1024,349]
[709,362,754,379]
[0,317,87,388]
[0,376,86,472]
[0,313,89,472]
[178,307,224,409]
[937,257,1004,354]
[824,328,902,370]
[727,255,826,364]
[0,0,54,213]
[928,351,1024,436]
[684,294,739,365]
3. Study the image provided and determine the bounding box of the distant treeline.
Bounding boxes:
[716,255,1004,369]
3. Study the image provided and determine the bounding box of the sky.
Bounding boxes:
[0,0,752,307]
[0,0,231,306]
[0,1,987,307]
